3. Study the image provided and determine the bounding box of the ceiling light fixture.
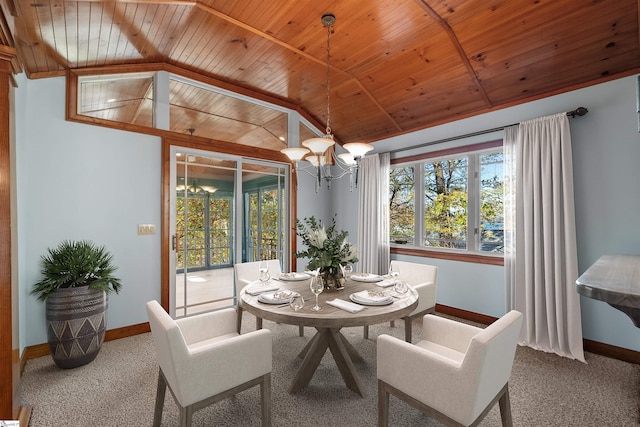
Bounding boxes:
[176,180,217,194]
[281,13,373,192]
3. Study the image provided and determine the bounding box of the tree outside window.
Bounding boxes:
[389,166,415,244]
[389,145,504,255]
[424,159,467,249]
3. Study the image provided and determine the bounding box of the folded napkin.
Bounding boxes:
[352,290,392,303]
[375,279,395,288]
[327,298,366,313]
[245,282,280,295]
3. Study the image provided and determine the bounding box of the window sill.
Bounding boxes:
[391,245,504,266]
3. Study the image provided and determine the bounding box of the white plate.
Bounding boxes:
[278,272,311,281]
[258,291,300,304]
[349,292,393,306]
[350,273,383,283]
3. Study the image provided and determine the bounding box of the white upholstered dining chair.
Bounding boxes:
[234,259,305,337]
[234,259,281,330]
[364,260,438,342]
[146,300,272,427]
[377,310,523,427]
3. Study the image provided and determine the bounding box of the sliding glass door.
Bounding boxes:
[242,163,287,264]
[170,147,289,318]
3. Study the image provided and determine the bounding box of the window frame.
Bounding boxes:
[390,140,504,266]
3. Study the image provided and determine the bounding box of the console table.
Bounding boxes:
[576,254,640,327]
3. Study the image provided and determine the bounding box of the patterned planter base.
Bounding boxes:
[46,287,108,369]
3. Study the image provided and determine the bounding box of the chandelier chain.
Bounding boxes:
[279,14,371,192]
[325,20,331,136]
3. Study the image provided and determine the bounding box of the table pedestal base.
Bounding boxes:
[289,328,366,397]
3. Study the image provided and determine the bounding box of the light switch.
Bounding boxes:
[138,224,156,235]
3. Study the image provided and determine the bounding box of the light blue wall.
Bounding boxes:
[394,255,505,317]
[16,76,162,347]
[332,75,640,352]
[294,170,332,272]
[15,74,640,352]
[571,77,640,350]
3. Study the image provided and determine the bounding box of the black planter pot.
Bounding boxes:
[45,286,108,369]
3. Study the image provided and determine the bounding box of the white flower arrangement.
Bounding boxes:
[295,216,358,272]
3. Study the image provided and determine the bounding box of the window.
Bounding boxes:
[389,166,415,244]
[389,143,504,255]
[478,152,504,253]
[424,157,468,249]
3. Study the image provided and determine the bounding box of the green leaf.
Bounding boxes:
[31,240,122,302]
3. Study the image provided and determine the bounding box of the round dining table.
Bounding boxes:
[239,275,418,397]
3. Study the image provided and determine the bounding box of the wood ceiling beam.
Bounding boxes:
[13,5,67,76]
[106,2,162,60]
[414,0,493,109]
[194,2,402,133]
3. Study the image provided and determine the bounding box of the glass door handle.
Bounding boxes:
[172,235,177,251]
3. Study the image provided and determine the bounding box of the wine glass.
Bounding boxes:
[290,295,305,311]
[309,274,324,311]
[388,263,400,285]
[341,264,353,277]
[258,260,270,285]
[394,280,409,296]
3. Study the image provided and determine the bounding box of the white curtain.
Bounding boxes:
[504,113,585,362]
[357,153,390,275]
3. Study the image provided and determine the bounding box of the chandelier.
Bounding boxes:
[281,13,373,192]
[176,179,217,194]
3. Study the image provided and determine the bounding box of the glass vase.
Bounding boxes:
[321,266,346,291]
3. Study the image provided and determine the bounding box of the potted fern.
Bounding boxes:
[31,240,122,369]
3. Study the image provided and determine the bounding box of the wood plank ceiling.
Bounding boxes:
[5,0,640,148]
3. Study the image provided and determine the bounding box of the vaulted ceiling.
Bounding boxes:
[3,0,640,148]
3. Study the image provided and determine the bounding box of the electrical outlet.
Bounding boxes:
[138,224,156,235]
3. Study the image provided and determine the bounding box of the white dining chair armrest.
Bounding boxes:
[422,314,482,353]
[175,328,272,406]
[175,307,237,345]
[378,334,464,390]
[237,278,252,288]
[410,281,436,315]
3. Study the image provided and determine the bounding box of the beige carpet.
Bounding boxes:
[20,313,640,426]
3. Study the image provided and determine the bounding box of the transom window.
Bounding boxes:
[389,142,504,255]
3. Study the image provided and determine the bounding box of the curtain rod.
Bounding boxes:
[388,106,589,154]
